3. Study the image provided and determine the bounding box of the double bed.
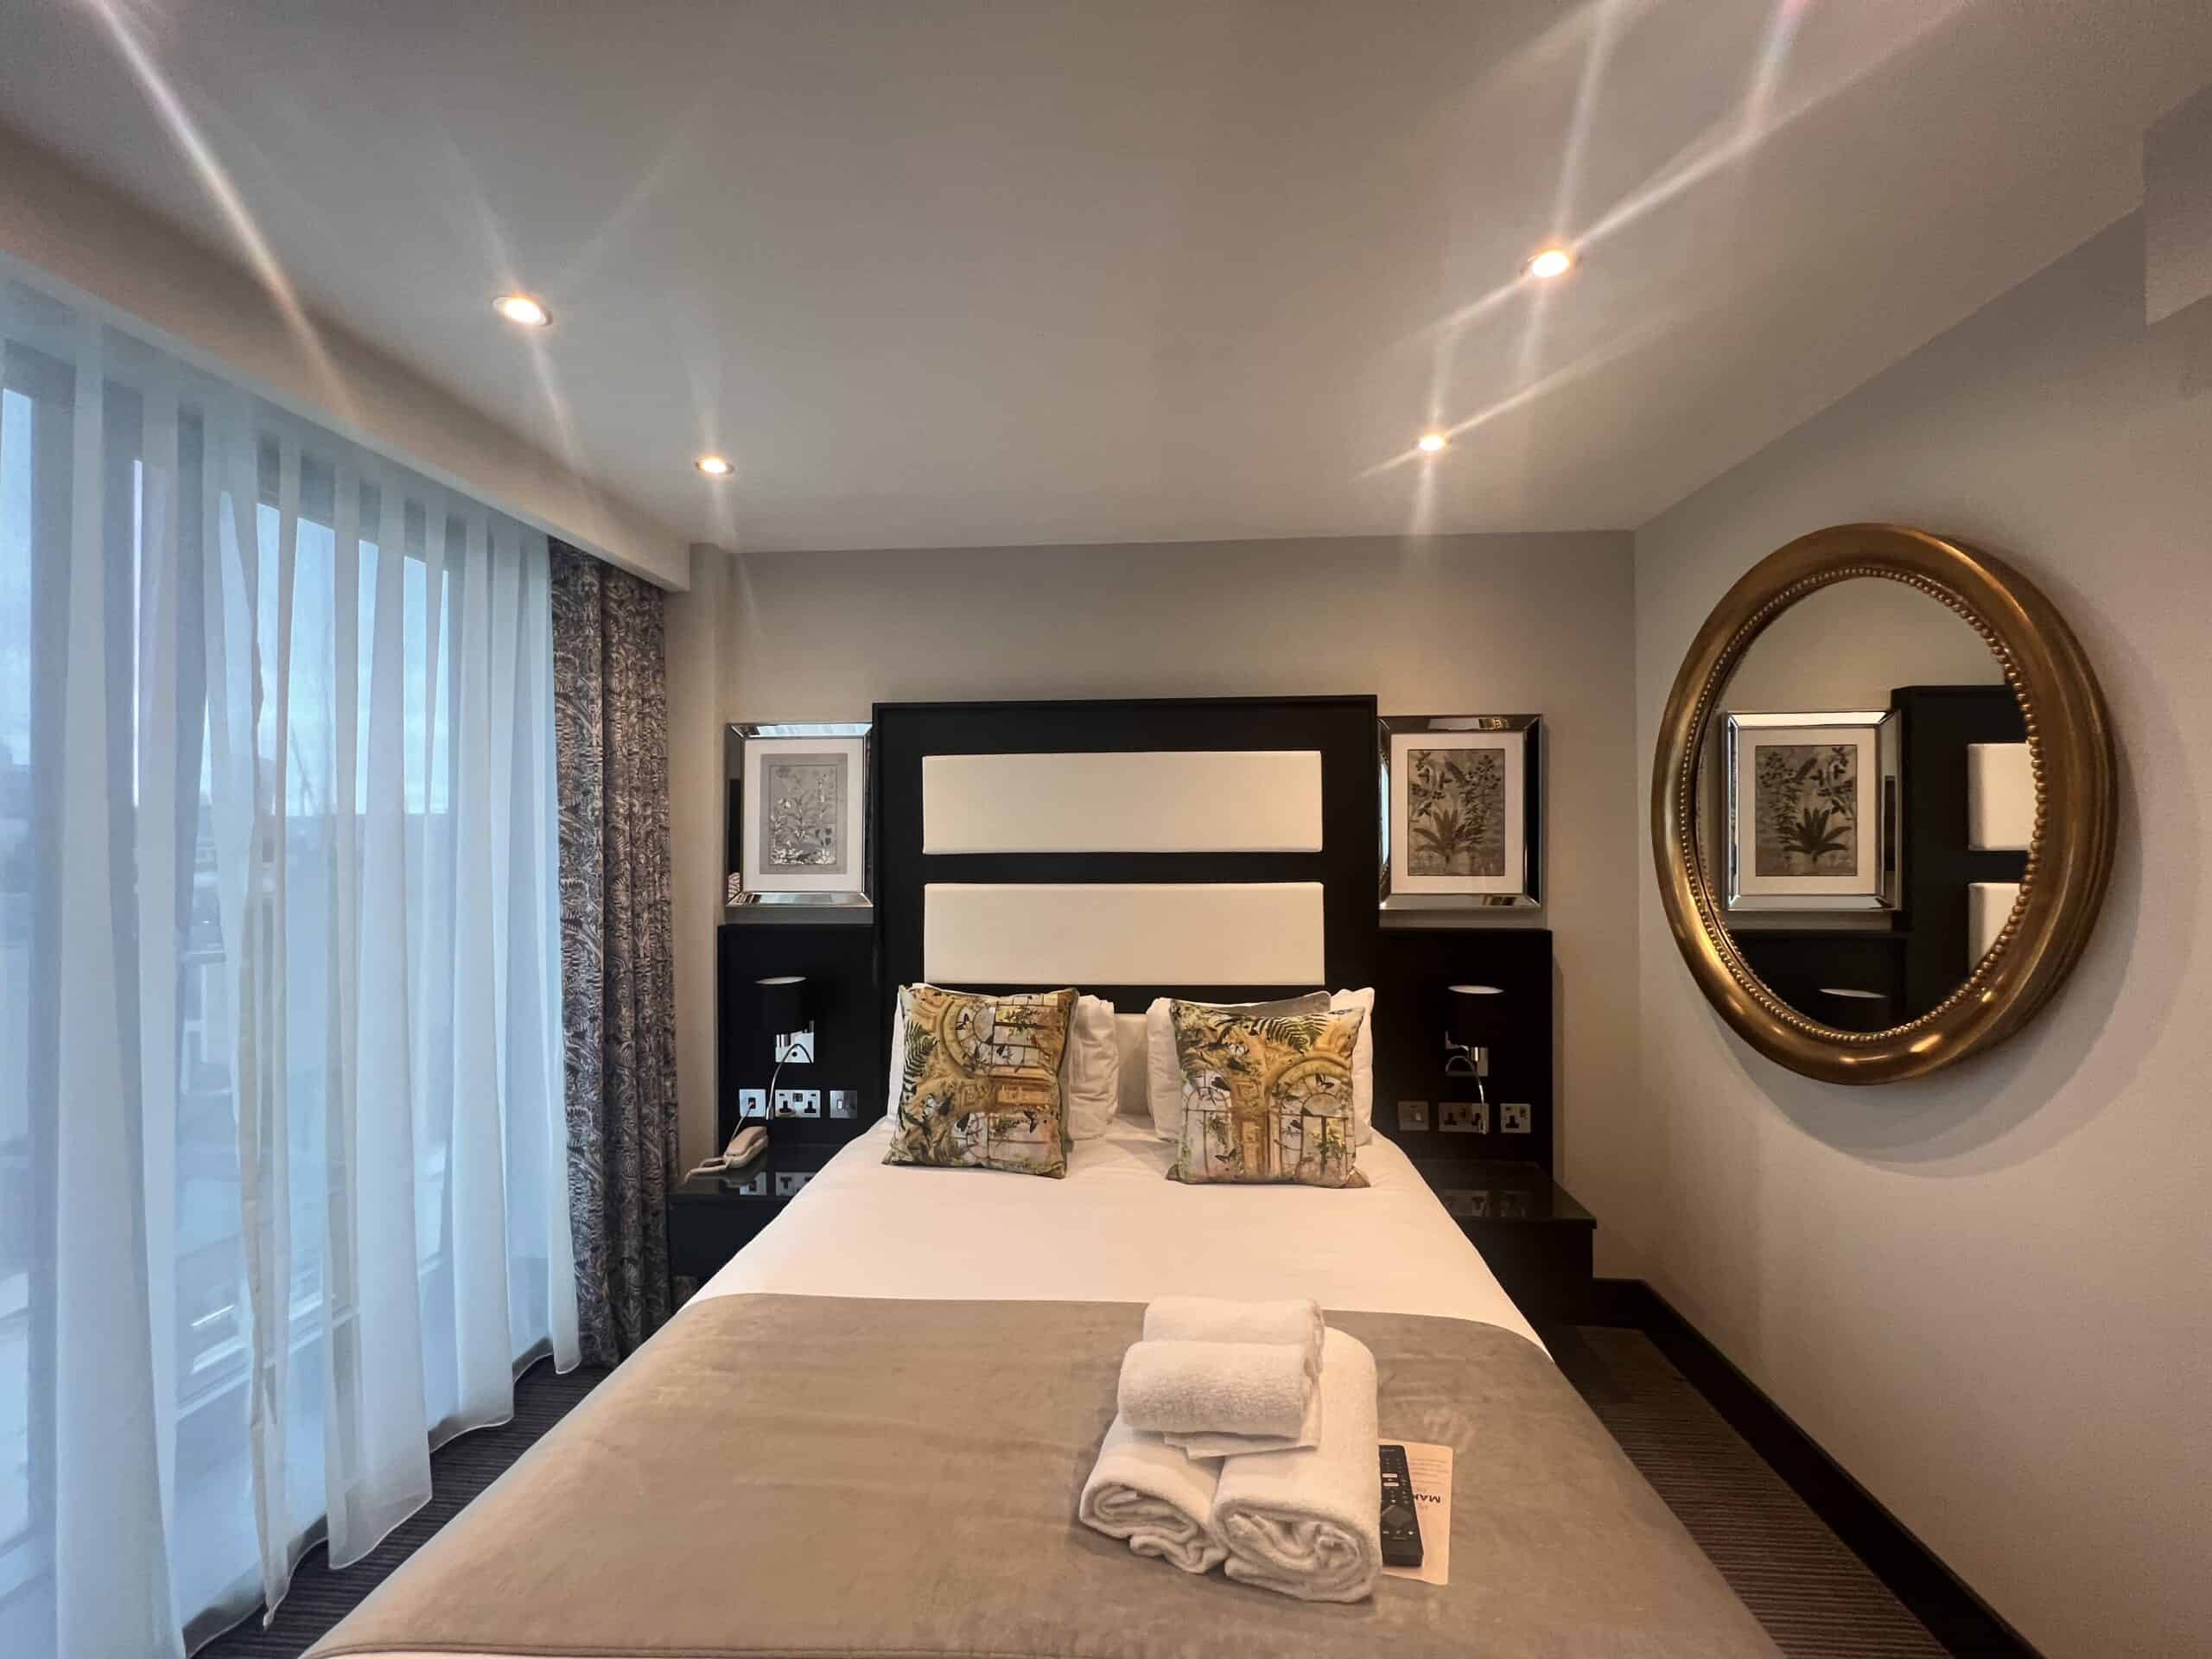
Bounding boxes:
[309,696,1777,1658]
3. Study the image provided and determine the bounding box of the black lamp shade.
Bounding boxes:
[1446,983,1509,1048]
[756,975,808,1035]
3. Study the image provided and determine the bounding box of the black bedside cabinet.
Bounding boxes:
[1408,1156,1596,1321]
[667,1142,836,1285]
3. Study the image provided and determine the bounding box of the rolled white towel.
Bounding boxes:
[1212,1328,1382,1603]
[1118,1339,1313,1442]
[1143,1296,1325,1383]
[1163,1384,1321,1459]
[1077,1414,1228,1573]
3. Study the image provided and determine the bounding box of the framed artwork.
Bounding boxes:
[726,721,873,920]
[1724,710,1898,911]
[1379,715,1541,912]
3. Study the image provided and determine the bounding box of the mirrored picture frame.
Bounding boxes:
[1723,709,1898,912]
[1379,714,1542,912]
[726,721,874,922]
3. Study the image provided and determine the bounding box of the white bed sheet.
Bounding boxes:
[701,1118,1542,1351]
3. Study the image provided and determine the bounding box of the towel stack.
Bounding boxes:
[1077,1296,1383,1603]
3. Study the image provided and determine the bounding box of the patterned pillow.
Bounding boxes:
[1166,1001,1370,1188]
[885,986,1077,1179]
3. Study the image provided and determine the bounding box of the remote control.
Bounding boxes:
[1377,1443,1423,1569]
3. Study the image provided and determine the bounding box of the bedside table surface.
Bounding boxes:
[672,1140,840,1202]
[1404,1157,1593,1225]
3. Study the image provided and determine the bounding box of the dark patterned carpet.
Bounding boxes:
[199,1359,612,1659]
[200,1331,1952,1659]
[1548,1326,1949,1658]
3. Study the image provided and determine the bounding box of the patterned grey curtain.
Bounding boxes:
[550,543,678,1364]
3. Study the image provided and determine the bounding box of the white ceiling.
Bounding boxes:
[4,0,2209,553]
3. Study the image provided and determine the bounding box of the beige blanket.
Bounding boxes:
[312,1294,1778,1658]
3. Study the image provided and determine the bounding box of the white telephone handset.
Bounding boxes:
[689,1123,768,1180]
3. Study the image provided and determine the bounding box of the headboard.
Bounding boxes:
[872,696,1380,1029]
[722,692,1554,1167]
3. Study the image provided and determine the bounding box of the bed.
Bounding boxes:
[308,696,1777,1659]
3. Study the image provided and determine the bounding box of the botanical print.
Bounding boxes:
[885,985,1075,1178]
[1406,746,1506,878]
[1166,1002,1368,1188]
[759,753,848,875]
[1753,742,1859,876]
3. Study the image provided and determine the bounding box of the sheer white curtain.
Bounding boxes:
[0,270,578,1658]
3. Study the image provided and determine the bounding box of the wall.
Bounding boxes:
[664,532,1643,1249]
[1631,215,2212,1658]
[0,122,690,588]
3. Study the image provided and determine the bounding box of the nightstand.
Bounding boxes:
[667,1141,836,1285]
[1408,1156,1596,1320]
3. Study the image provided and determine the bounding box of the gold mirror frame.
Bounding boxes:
[1651,524,2116,1084]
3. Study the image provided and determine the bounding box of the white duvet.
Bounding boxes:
[702,1116,1542,1351]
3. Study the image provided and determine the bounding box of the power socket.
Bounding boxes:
[773,1088,822,1118]
[1439,1100,1490,1135]
[773,1170,813,1197]
[737,1088,767,1121]
[1500,1101,1532,1135]
[773,1026,815,1064]
[828,1090,858,1119]
[1396,1100,1429,1131]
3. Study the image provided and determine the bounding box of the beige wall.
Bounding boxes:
[0,122,690,588]
[1632,215,2212,1658]
[665,532,1643,1251]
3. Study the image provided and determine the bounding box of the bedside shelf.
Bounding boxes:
[1407,1156,1595,1320]
[667,1141,838,1284]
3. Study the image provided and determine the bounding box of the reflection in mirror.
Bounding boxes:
[1694,577,2030,1029]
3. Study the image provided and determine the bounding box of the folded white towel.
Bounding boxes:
[1117,1339,1313,1442]
[1212,1328,1382,1603]
[1143,1296,1325,1383]
[1077,1414,1228,1573]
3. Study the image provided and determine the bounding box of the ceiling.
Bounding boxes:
[3,0,2209,553]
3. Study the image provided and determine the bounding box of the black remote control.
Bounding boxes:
[1377,1444,1423,1569]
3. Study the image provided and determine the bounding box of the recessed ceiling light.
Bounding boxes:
[696,454,734,477]
[1416,431,1449,454]
[1525,247,1574,281]
[492,292,551,327]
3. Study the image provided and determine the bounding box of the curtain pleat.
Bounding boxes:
[0,274,577,1658]
[550,543,677,1367]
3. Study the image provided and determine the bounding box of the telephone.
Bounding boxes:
[689,1123,768,1180]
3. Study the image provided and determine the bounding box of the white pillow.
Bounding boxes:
[1112,1013,1151,1120]
[884,985,1118,1139]
[1143,990,1336,1140]
[1061,995,1120,1140]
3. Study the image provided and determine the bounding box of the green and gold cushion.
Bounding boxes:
[1166,1001,1369,1188]
[885,985,1077,1179]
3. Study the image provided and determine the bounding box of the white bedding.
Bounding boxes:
[701,1117,1542,1351]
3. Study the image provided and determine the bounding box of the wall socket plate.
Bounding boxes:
[773,1088,822,1118]
[737,1088,767,1121]
[1501,1101,1532,1134]
[1440,1099,1490,1135]
[1395,1100,1429,1131]
[773,1027,816,1064]
[773,1170,813,1197]
[828,1090,858,1119]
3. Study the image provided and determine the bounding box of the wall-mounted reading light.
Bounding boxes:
[1444,983,1507,1101]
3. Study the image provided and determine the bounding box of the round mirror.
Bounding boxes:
[1652,524,2115,1084]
